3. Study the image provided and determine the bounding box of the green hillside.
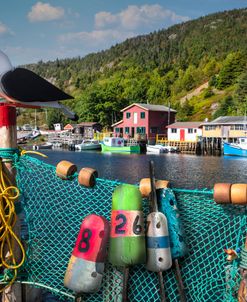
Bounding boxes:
[22,8,247,127]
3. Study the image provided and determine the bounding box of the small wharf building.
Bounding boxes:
[156,122,203,154]
[64,122,102,138]
[112,103,176,142]
[200,116,247,154]
[48,122,102,148]
[166,122,202,142]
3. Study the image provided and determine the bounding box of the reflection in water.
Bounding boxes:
[39,150,247,189]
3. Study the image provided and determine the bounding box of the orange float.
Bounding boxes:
[230,184,247,205]
[213,183,231,204]
[56,160,77,180]
[78,167,98,187]
[155,180,169,190]
[139,178,169,197]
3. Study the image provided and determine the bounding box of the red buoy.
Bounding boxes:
[64,214,110,293]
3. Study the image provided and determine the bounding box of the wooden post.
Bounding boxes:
[0,104,22,302]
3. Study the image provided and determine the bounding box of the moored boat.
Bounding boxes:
[101,137,140,153]
[223,137,247,157]
[146,144,168,154]
[75,139,101,151]
[33,142,53,150]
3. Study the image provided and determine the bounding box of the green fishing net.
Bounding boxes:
[15,155,246,301]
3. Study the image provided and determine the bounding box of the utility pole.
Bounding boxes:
[168,101,171,126]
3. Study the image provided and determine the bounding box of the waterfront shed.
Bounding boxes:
[200,116,247,141]
[167,122,203,142]
[77,122,102,138]
[112,103,176,140]
[63,122,102,138]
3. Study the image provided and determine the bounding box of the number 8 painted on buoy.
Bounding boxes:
[64,214,110,293]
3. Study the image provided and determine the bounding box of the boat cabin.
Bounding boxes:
[103,137,125,147]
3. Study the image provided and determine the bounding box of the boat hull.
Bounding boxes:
[101,144,140,153]
[75,144,101,151]
[146,145,164,154]
[223,142,247,157]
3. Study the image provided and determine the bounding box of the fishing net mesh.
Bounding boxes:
[14,155,246,302]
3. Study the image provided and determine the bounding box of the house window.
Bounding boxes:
[140,112,145,119]
[126,112,131,119]
[125,127,130,134]
[136,127,146,134]
[205,125,217,130]
[233,124,244,130]
[115,127,120,133]
[171,128,177,133]
[188,128,193,133]
[194,129,197,133]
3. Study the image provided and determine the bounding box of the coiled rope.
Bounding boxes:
[0,148,47,291]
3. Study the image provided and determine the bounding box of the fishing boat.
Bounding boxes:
[146,144,168,154]
[223,137,247,157]
[101,137,140,153]
[33,142,53,150]
[75,139,101,151]
[146,144,178,154]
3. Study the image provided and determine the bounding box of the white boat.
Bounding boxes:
[75,139,101,151]
[33,142,53,150]
[146,144,168,154]
[163,145,178,153]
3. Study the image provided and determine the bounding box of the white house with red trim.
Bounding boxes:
[167,122,203,141]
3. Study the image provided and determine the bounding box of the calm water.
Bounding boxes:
[38,150,247,189]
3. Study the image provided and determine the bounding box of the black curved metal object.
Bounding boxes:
[0,68,73,102]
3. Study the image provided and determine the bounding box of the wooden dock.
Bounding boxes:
[156,135,201,154]
[47,132,83,146]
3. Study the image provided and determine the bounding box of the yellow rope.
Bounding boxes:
[0,160,25,291]
[20,149,48,158]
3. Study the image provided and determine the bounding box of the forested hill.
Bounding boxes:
[24,8,247,127]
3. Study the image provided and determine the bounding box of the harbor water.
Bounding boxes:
[39,150,247,189]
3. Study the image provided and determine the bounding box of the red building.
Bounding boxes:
[112,103,176,140]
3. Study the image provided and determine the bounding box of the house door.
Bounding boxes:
[180,129,185,141]
[131,127,135,137]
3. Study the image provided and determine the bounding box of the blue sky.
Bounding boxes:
[1,0,246,65]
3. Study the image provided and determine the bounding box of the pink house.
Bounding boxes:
[112,103,176,140]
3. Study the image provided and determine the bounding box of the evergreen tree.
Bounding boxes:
[216,52,245,89]
[235,72,247,114]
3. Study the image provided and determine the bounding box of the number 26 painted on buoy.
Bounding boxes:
[111,210,144,237]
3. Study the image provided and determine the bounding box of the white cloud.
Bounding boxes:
[28,2,64,22]
[95,4,189,30]
[95,12,118,28]
[55,4,189,59]
[58,29,135,47]
[0,22,13,36]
